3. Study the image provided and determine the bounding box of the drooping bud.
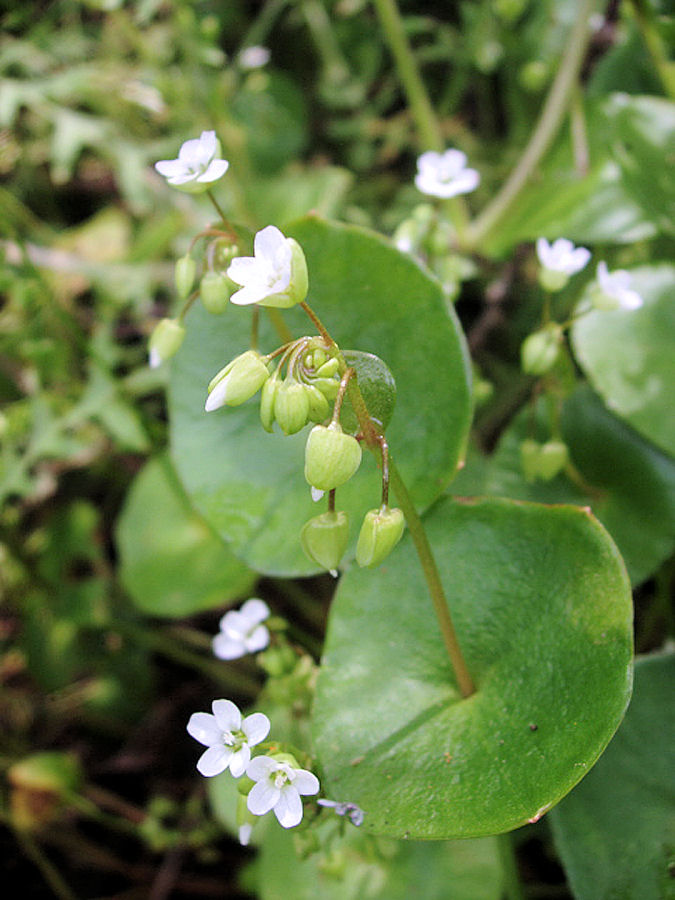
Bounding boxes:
[305,384,330,423]
[300,510,350,571]
[521,324,562,376]
[537,440,569,481]
[205,350,270,411]
[355,506,405,568]
[174,254,197,298]
[149,317,186,368]
[304,423,362,491]
[538,267,569,293]
[200,271,235,314]
[520,439,542,483]
[260,372,280,432]
[274,381,310,435]
[312,376,340,401]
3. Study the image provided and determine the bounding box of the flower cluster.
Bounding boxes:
[187,699,320,832]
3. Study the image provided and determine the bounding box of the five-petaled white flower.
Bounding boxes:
[414,149,480,199]
[318,798,365,826]
[227,226,308,308]
[246,756,320,828]
[155,130,229,193]
[187,699,270,777]
[213,598,270,660]
[536,237,590,275]
[594,261,643,311]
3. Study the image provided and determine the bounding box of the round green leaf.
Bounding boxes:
[551,653,675,900]
[454,387,675,586]
[340,349,396,433]
[571,263,675,458]
[116,455,255,617]
[313,497,633,839]
[169,217,472,576]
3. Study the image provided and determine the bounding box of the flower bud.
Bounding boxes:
[149,318,186,368]
[260,373,280,432]
[174,254,197,298]
[356,506,405,568]
[200,271,234,314]
[521,324,562,376]
[305,384,330,423]
[538,267,569,292]
[274,381,310,435]
[301,511,350,570]
[312,377,340,401]
[304,423,362,491]
[537,440,569,481]
[315,357,339,378]
[205,350,270,411]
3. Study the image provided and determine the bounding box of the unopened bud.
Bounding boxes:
[300,511,349,571]
[538,267,569,292]
[538,440,569,481]
[520,439,542,483]
[304,423,362,491]
[200,271,235,314]
[305,384,330,423]
[175,254,196,298]
[149,318,186,368]
[521,325,562,375]
[356,506,405,568]
[274,381,310,435]
[205,350,270,411]
[260,373,280,432]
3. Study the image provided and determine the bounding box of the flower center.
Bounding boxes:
[222,728,245,749]
[272,770,290,789]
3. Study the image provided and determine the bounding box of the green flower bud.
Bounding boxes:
[356,506,405,568]
[174,254,197,298]
[300,510,350,571]
[312,377,340,401]
[200,270,234,314]
[304,423,362,491]
[149,318,186,368]
[236,774,255,796]
[315,357,339,378]
[205,350,270,411]
[260,373,280,432]
[520,439,542,483]
[521,324,562,376]
[519,59,549,93]
[305,384,330,423]
[274,381,310,435]
[538,440,569,481]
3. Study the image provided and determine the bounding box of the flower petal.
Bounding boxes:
[212,699,241,731]
[212,633,246,659]
[240,598,270,626]
[246,755,278,780]
[292,769,320,796]
[229,284,270,306]
[229,745,251,778]
[244,624,269,653]
[226,256,260,286]
[274,785,303,828]
[178,137,206,164]
[242,712,271,746]
[155,159,186,178]
[247,779,280,816]
[197,745,232,777]
[254,225,286,262]
[197,159,229,183]
[205,376,231,412]
[187,712,222,747]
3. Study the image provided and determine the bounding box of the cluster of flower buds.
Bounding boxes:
[261,342,340,435]
[520,438,569,482]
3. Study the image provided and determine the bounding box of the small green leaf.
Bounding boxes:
[551,653,675,900]
[313,497,633,838]
[571,263,675,458]
[116,456,255,617]
[340,349,396,433]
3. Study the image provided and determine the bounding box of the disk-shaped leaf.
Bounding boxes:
[313,497,633,839]
[340,349,396,433]
[550,653,675,900]
[453,387,675,586]
[571,264,675,458]
[116,456,255,617]
[169,217,471,575]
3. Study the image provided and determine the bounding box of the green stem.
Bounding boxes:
[205,189,229,225]
[497,832,526,900]
[630,0,675,100]
[300,301,475,697]
[372,0,468,238]
[466,0,601,248]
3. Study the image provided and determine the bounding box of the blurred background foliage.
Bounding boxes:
[1,0,673,897]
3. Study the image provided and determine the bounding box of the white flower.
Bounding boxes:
[213,598,270,660]
[414,149,480,199]
[594,261,643,311]
[246,756,320,828]
[536,238,590,275]
[187,699,270,777]
[227,226,308,308]
[155,130,229,193]
[238,46,271,69]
